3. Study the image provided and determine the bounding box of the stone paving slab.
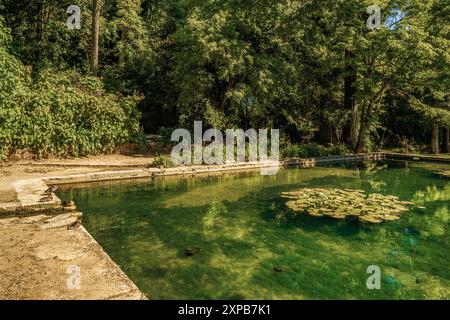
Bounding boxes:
[0,214,146,300]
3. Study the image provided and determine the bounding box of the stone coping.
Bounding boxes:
[383,152,450,163]
[13,162,149,168]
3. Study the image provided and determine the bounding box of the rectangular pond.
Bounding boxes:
[58,161,450,300]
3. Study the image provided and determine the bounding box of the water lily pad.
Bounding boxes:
[281,188,415,224]
[382,215,400,221]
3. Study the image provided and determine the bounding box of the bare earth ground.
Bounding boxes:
[0,153,154,300]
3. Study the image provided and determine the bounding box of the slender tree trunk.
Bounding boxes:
[431,123,440,154]
[318,121,334,145]
[35,2,49,69]
[354,104,368,154]
[344,50,358,146]
[91,0,101,75]
[443,127,449,153]
[37,7,44,42]
[354,84,388,154]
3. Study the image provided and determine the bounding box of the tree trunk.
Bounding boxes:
[431,123,440,154]
[318,121,335,145]
[354,84,388,154]
[37,7,44,42]
[443,127,449,153]
[354,106,368,154]
[91,0,101,75]
[35,3,50,68]
[344,51,358,146]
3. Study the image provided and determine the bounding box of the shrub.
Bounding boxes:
[134,131,149,150]
[304,143,328,157]
[155,127,177,152]
[281,144,309,158]
[326,144,351,156]
[153,154,175,168]
[0,20,26,159]
[0,69,142,159]
[281,143,351,159]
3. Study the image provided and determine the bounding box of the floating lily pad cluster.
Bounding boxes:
[281,188,414,224]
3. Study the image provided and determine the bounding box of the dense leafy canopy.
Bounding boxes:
[0,0,448,158]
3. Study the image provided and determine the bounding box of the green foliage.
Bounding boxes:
[281,144,310,159]
[326,144,352,156]
[0,17,24,107]
[409,97,450,126]
[203,201,228,236]
[152,154,175,168]
[281,143,351,159]
[134,131,149,150]
[0,69,141,159]
[1,0,449,158]
[0,0,93,71]
[158,127,177,148]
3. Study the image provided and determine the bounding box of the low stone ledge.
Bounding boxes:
[0,203,67,218]
[283,153,385,167]
[40,213,80,230]
[15,162,149,168]
[44,169,152,185]
[384,152,450,163]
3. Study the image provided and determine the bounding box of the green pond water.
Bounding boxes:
[58,161,450,300]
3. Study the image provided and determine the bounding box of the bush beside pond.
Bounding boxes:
[0,69,142,160]
[0,20,142,160]
[281,143,351,159]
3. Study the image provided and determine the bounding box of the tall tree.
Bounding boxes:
[443,127,449,153]
[403,0,450,154]
[91,0,101,75]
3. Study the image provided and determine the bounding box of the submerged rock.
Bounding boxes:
[273,265,285,272]
[281,188,415,225]
[185,247,201,257]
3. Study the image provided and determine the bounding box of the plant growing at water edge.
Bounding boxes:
[152,155,175,168]
[281,143,351,159]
